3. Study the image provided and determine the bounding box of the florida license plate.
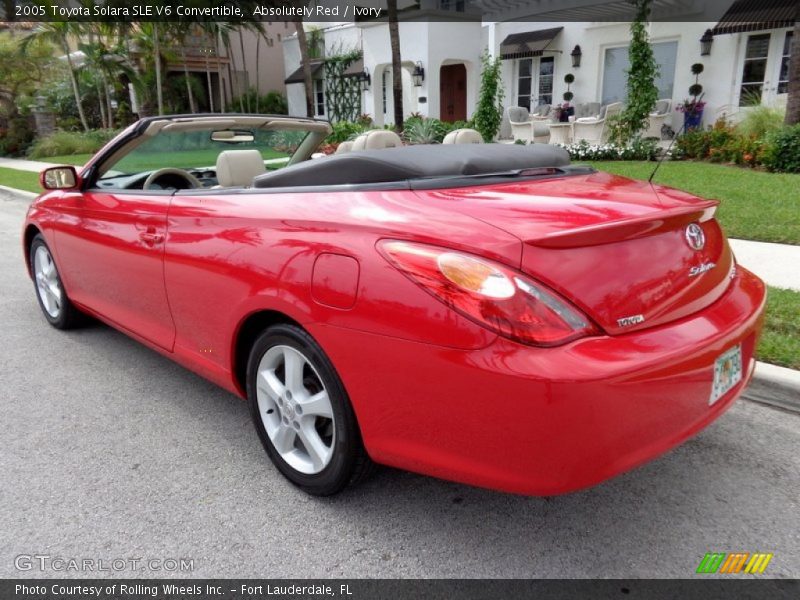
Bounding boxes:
[710,344,742,406]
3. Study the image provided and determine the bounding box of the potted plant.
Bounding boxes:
[561,74,576,122]
[677,64,705,130]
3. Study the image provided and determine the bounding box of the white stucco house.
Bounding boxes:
[282,0,795,134]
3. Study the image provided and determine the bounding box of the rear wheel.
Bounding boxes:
[29,234,83,329]
[247,324,372,495]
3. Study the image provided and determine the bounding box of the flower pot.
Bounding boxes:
[683,108,703,131]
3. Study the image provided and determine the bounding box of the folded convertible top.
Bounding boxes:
[252,143,571,188]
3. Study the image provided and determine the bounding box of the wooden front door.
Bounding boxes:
[440,64,467,122]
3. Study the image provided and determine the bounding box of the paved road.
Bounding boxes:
[1,189,798,579]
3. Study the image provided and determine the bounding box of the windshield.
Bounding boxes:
[95,125,312,190]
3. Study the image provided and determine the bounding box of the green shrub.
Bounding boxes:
[735,105,785,138]
[0,115,35,157]
[325,121,368,144]
[403,118,441,144]
[28,129,120,158]
[233,89,288,115]
[761,125,800,173]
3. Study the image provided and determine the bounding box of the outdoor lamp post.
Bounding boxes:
[571,45,582,68]
[700,30,713,56]
[412,62,425,87]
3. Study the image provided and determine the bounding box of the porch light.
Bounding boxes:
[700,29,713,56]
[360,69,371,91]
[570,45,582,68]
[412,61,425,87]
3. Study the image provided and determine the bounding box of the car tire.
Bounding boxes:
[247,324,373,495]
[29,234,84,330]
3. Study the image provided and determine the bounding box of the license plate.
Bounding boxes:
[710,344,743,406]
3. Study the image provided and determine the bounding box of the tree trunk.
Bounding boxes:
[227,39,244,113]
[216,35,226,112]
[388,0,403,132]
[204,51,215,112]
[153,23,164,115]
[785,19,800,126]
[96,81,107,129]
[295,22,314,118]
[255,33,262,113]
[181,48,196,113]
[63,38,90,132]
[239,30,250,112]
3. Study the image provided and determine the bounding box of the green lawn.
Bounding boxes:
[758,286,800,370]
[0,167,41,193]
[589,161,800,246]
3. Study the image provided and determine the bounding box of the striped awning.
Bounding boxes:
[284,59,324,84]
[712,0,797,35]
[499,27,563,60]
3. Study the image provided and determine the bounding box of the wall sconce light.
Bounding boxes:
[360,69,371,91]
[700,29,714,56]
[412,61,425,87]
[570,45,582,68]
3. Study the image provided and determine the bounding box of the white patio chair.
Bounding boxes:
[508,107,550,144]
[645,99,672,139]
[572,102,623,145]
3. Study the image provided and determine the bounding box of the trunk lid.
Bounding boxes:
[412,171,734,335]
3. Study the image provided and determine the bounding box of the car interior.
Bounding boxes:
[86,116,575,193]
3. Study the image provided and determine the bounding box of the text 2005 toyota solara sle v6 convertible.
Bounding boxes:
[24,115,765,496]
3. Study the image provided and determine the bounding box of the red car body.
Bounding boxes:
[23,118,766,495]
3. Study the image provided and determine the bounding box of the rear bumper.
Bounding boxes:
[309,267,767,496]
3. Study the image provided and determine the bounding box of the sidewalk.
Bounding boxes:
[729,239,800,292]
[0,157,60,172]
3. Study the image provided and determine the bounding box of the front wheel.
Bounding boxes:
[246,324,373,495]
[29,234,84,329]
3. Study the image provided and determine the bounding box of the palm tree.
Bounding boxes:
[24,22,90,132]
[294,22,314,118]
[387,0,404,131]
[785,19,799,126]
[170,22,197,113]
[153,22,164,115]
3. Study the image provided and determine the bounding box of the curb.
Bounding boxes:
[746,361,800,413]
[0,185,37,200]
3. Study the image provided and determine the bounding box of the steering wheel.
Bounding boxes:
[142,168,201,191]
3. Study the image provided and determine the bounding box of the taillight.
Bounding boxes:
[378,240,598,346]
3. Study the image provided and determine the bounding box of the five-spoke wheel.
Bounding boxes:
[247,324,373,495]
[29,234,83,329]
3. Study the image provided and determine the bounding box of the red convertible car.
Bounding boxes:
[24,115,765,496]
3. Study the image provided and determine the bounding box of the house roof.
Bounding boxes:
[499,27,563,60]
[712,0,797,35]
[284,59,325,84]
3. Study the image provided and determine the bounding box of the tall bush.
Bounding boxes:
[473,50,504,143]
[615,0,659,142]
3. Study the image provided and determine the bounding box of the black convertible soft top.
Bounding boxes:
[253,143,571,189]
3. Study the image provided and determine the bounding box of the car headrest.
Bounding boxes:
[215,149,267,187]
[443,128,483,144]
[351,130,403,151]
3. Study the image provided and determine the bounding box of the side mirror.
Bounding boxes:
[40,166,80,191]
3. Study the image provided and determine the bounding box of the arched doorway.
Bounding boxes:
[439,63,467,122]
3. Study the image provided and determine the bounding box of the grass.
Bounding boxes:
[589,161,800,245]
[758,286,800,370]
[0,167,41,193]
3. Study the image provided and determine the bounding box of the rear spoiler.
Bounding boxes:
[526,201,719,249]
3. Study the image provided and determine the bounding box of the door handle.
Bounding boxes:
[139,231,165,245]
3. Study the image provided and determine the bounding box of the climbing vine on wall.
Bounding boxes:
[323,47,363,123]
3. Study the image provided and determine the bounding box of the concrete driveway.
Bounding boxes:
[1,189,798,578]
